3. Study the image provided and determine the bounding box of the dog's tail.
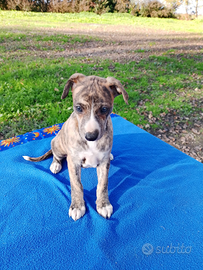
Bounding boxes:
[23,149,52,162]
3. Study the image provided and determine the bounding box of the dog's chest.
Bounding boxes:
[79,141,106,168]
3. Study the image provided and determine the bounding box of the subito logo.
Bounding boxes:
[142,243,154,255]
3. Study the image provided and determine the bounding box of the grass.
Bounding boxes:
[1,10,203,33]
[0,31,99,43]
[1,54,203,139]
[0,11,203,139]
[0,31,100,53]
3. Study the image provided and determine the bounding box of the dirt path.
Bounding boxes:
[46,24,203,63]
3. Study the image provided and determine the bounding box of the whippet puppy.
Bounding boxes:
[23,73,128,221]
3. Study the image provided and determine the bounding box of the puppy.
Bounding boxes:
[23,73,128,221]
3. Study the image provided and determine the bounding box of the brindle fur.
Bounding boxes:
[23,73,128,221]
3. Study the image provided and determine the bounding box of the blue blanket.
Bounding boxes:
[0,115,203,270]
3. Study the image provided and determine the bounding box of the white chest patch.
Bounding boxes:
[79,141,106,168]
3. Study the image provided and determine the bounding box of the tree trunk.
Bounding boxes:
[195,0,198,17]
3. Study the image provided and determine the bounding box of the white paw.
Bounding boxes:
[97,204,113,219]
[110,153,114,160]
[50,162,62,174]
[69,206,86,221]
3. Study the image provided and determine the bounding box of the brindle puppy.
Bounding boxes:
[23,73,128,221]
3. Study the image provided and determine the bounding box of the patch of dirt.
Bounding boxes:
[54,25,203,63]
[139,109,203,163]
[6,25,203,63]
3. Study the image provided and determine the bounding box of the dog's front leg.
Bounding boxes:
[67,156,86,221]
[96,158,113,219]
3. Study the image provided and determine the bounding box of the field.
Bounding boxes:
[0,11,203,161]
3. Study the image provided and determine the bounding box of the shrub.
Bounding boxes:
[1,0,48,12]
[114,0,129,13]
[140,0,175,18]
[47,0,116,15]
[47,0,93,13]
[91,0,110,15]
[6,0,33,11]
[0,0,7,9]
[0,0,176,17]
[176,13,193,20]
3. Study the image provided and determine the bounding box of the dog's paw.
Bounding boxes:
[110,153,114,161]
[97,204,113,219]
[69,205,86,221]
[50,162,62,174]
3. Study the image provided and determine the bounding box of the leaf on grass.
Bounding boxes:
[192,128,200,135]
[148,112,153,119]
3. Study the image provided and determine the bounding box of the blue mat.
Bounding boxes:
[0,115,203,270]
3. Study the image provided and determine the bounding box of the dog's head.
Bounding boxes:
[61,73,128,142]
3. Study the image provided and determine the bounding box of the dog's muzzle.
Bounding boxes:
[85,130,99,141]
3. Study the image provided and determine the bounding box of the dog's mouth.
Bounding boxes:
[85,130,99,141]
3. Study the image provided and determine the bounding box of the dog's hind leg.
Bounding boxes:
[50,155,63,174]
[50,136,66,174]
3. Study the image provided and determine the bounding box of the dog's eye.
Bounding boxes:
[100,107,109,114]
[75,105,83,113]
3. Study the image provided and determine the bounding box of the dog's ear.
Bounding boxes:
[106,77,129,105]
[61,73,86,99]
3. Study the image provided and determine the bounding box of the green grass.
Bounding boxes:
[1,53,203,138]
[1,11,203,33]
[134,49,146,53]
[0,31,99,44]
[0,31,100,53]
[0,11,203,139]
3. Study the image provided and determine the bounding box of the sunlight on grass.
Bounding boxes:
[0,12,203,139]
[1,53,203,138]
[0,10,203,33]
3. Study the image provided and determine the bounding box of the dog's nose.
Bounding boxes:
[85,130,99,141]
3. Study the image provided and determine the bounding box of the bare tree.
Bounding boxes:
[195,0,198,17]
[6,0,33,11]
[184,0,190,14]
[164,0,183,11]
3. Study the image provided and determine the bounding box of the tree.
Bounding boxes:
[184,0,190,14]
[195,0,198,17]
[0,0,7,9]
[164,0,183,11]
